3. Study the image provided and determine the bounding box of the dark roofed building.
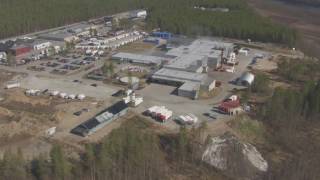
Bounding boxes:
[71,101,128,137]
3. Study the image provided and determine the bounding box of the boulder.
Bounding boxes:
[202,133,268,180]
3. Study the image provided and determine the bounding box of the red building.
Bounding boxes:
[8,45,31,56]
[219,99,242,115]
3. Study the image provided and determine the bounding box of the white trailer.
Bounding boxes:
[59,92,67,98]
[50,90,60,96]
[6,82,20,89]
[77,94,86,100]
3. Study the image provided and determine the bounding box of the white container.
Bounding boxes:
[133,97,143,106]
[68,94,76,99]
[85,49,92,55]
[227,95,238,102]
[46,127,56,136]
[50,90,60,96]
[77,94,86,100]
[59,93,67,98]
[6,83,20,89]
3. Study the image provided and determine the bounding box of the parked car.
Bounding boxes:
[73,111,82,116]
[91,83,98,87]
[204,112,217,119]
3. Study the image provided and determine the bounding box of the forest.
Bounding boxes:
[0,0,297,45]
[278,0,320,6]
[0,118,226,180]
[253,57,320,180]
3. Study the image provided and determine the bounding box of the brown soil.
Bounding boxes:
[247,0,320,58]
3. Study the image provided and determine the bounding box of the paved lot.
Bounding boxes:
[21,75,119,100]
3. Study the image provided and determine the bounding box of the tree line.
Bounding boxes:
[253,57,320,180]
[0,0,297,45]
[0,118,224,180]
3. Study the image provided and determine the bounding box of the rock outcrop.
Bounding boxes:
[202,133,268,180]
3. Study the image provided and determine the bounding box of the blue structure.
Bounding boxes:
[151,32,172,40]
[143,37,160,45]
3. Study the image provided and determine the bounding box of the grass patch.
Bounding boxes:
[198,87,222,99]
[229,115,265,143]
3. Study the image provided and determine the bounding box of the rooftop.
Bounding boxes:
[38,31,74,40]
[166,39,233,58]
[152,68,207,83]
[112,52,167,65]
[164,54,205,72]
[178,81,201,91]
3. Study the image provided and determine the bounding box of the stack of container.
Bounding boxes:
[144,106,173,123]
[176,114,198,125]
[25,89,41,96]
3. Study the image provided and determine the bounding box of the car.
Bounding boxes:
[91,83,98,87]
[204,112,217,119]
[73,111,82,116]
[82,108,89,112]
[73,80,80,83]
[112,90,125,97]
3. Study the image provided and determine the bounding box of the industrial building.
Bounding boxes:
[151,39,233,99]
[166,39,234,68]
[130,9,147,19]
[71,101,128,137]
[112,52,168,66]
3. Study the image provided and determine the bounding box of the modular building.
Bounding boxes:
[71,101,128,137]
[130,9,147,19]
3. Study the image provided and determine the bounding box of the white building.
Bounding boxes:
[32,40,52,51]
[130,10,147,19]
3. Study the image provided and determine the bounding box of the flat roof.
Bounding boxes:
[112,52,166,65]
[38,31,74,40]
[178,81,200,91]
[164,54,205,72]
[152,68,206,83]
[161,39,232,72]
[166,39,232,57]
